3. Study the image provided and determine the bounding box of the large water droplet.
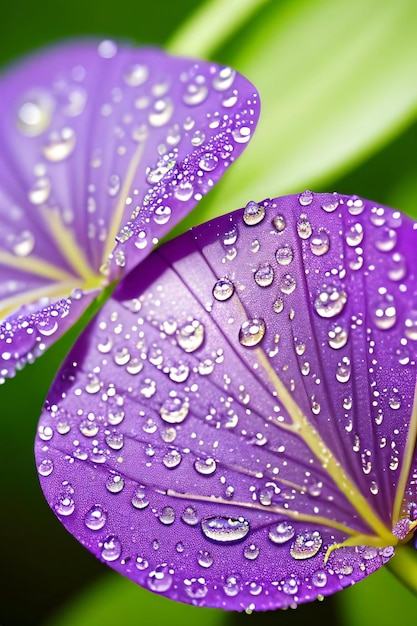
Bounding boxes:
[310,230,330,256]
[85,505,107,530]
[147,565,173,592]
[328,323,348,349]
[177,320,204,353]
[297,214,312,239]
[268,522,295,544]
[160,394,189,424]
[131,486,150,509]
[201,516,250,542]
[16,91,55,136]
[290,531,322,560]
[194,457,217,475]
[101,535,122,561]
[239,318,266,347]
[213,278,234,301]
[243,201,265,225]
[314,286,347,318]
[43,127,76,161]
[254,262,274,287]
[276,244,294,266]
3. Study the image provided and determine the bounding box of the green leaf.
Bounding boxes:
[45,572,226,626]
[191,0,417,222]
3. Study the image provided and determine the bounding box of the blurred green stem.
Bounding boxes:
[166,0,270,59]
[386,543,417,596]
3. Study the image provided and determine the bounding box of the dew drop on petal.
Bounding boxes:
[268,522,295,544]
[290,531,323,560]
[201,516,250,543]
[314,286,347,318]
[101,535,122,562]
[310,230,330,256]
[243,201,265,225]
[176,320,205,352]
[276,244,294,266]
[147,565,173,592]
[160,394,189,424]
[213,278,234,301]
[85,505,107,530]
[239,318,266,347]
[254,262,274,287]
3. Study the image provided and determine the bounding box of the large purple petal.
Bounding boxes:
[0,41,259,377]
[35,193,417,610]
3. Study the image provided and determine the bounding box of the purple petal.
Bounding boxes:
[0,40,259,377]
[35,193,417,610]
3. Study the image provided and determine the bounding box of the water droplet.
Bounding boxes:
[11,230,35,257]
[38,459,54,477]
[43,127,76,161]
[328,324,348,349]
[199,152,218,172]
[279,274,296,295]
[148,98,173,127]
[232,126,251,144]
[268,522,295,544]
[213,278,234,301]
[197,550,214,568]
[55,494,75,516]
[159,506,175,525]
[183,83,208,106]
[346,223,364,247]
[273,297,284,313]
[375,227,397,252]
[147,565,173,592]
[16,91,55,136]
[314,286,347,318]
[160,394,189,424]
[347,196,365,215]
[290,530,322,560]
[272,214,286,232]
[276,244,294,266]
[201,516,250,542]
[79,418,99,437]
[336,357,351,383]
[244,544,260,560]
[310,230,330,256]
[131,486,150,509]
[297,214,312,239]
[163,449,182,468]
[213,67,236,91]
[153,205,172,225]
[177,320,204,352]
[373,293,396,330]
[223,574,240,597]
[184,578,208,599]
[243,201,265,226]
[136,556,149,570]
[85,505,107,530]
[312,570,328,588]
[182,506,199,526]
[254,262,274,287]
[194,457,217,475]
[101,535,121,561]
[28,177,51,204]
[106,474,124,493]
[124,63,148,86]
[298,190,313,206]
[387,252,407,282]
[239,318,266,347]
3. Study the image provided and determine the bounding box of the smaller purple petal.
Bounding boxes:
[0,40,259,377]
[0,288,98,381]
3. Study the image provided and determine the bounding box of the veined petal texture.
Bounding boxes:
[35,192,417,610]
[0,40,259,379]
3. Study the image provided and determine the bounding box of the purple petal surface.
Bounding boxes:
[0,40,259,377]
[35,193,417,610]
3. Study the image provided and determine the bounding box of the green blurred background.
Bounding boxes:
[1,1,417,625]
